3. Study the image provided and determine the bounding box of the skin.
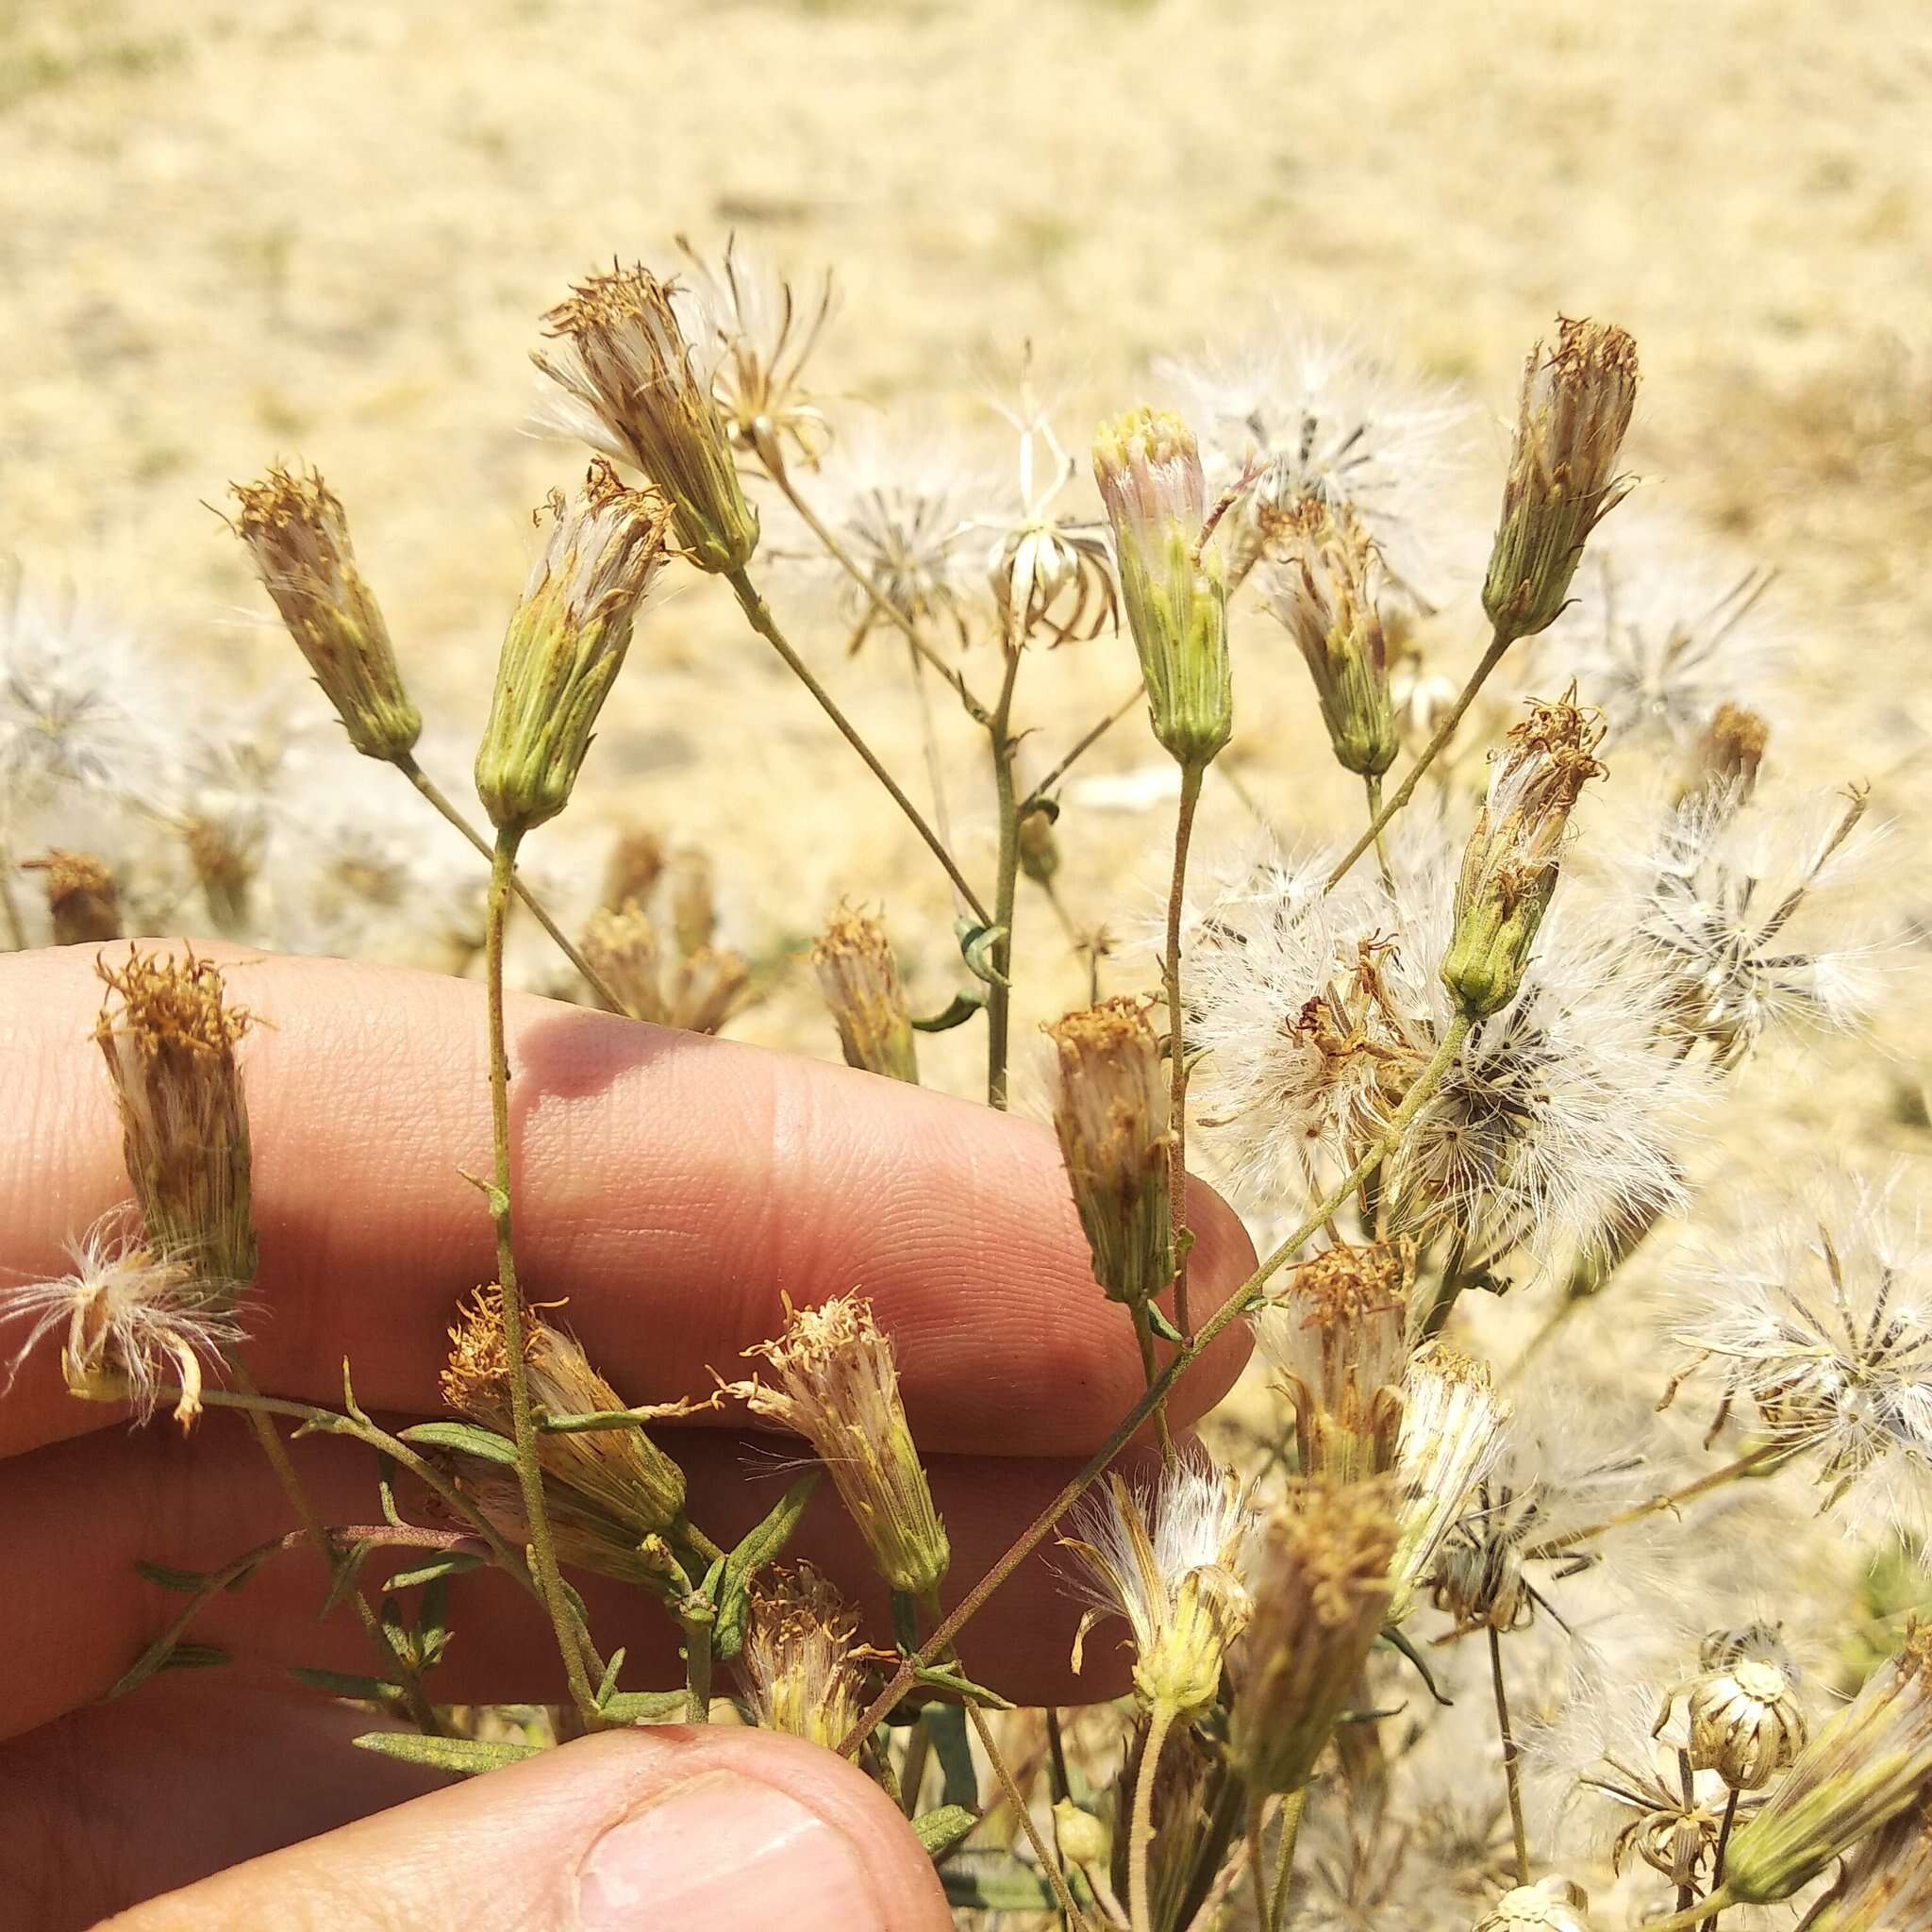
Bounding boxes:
[0,943,1255,1930]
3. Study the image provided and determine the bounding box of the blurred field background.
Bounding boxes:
[4,0,1930,1169]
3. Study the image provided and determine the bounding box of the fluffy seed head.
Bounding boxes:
[739,1563,867,1750]
[475,463,669,832]
[537,265,759,574]
[1483,317,1640,641]
[93,949,257,1296]
[811,908,919,1084]
[1092,407,1231,770]
[1264,499,1398,777]
[731,1293,949,1598]
[227,464,422,760]
[1230,1477,1397,1794]
[1044,997,1172,1309]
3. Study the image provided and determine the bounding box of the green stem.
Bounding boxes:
[1023,684,1145,807]
[1266,1790,1305,1932]
[1527,1441,1789,1558]
[1163,762,1205,1340]
[839,1011,1474,1756]
[488,830,605,1730]
[1362,772,1395,895]
[1490,1625,1530,1885]
[986,642,1025,1110]
[1325,625,1514,891]
[229,1361,440,1734]
[1131,1304,1176,1469]
[1702,1790,1740,1932]
[724,567,991,925]
[680,1603,714,1724]
[393,754,625,1012]
[1129,1703,1177,1932]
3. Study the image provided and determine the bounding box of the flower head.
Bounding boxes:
[1,1208,243,1427]
[739,1562,868,1750]
[474,463,670,832]
[227,464,423,761]
[1389,1343,1509,1623]
[812,907,919,1084]
[1472,1878,1594,1932]
[731,1293,949,1598]
[24,848,122,945]
[1092,406,1230,769]
[536,265,759,573]
[1483,317,1640,641]
[1060,1454,1253,1717]
[1044,997,1172,1310]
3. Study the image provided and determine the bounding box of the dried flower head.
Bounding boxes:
[581,901,670,1024]
[1388,1343,1509,1623]
[674,234,836,477]
[1092,406,1230,769]
[2,1208,243,1427]
[1230,1477,1397,1794]
[739,1562,867,1750]
[1675,702,1771,813]
[1257,1240,1411,1483]
[1483,317,1640,641]
[1044,997,1172,1310]
[536,264,759,574]
[94,948,257,1295]
[1680,1647,1807,1792]
[227,464,423,761]
[602,825,667,914]
[1664,1171,1932,1535]
[731,1293,950,1599]
[1264,500,1398,778]
[1708,1624,1932,1907]
[1441,694,1607,1018]
[811,907,919,1084]
[474,463,670,833]
[442,1285,686,1535]
[24,848,122,944]
[1472,1877,1594,1932]
[1060,1456,1253,1718]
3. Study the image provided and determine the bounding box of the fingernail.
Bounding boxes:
[576,1768,881,1931]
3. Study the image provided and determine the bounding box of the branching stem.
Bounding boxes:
[1491,1625,1530,1884]
[1528,1441,1788,1558]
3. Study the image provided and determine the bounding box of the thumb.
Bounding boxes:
[105,1724,953,1932]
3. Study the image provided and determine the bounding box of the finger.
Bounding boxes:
[1,1406,1151,1740]
[103,1723,949,1932]
[0,943,1255,1459]
[3,1672,453,1932]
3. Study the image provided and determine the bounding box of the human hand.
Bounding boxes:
[0,944,1254,1929]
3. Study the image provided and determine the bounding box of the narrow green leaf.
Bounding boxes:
[910,990,987,1034]
[1144,1303,1184,1344]
[941,1861,1058,1909]
[712,1473,821,1659]
[955,917,1009,989]
[352,1732,542,1776]
[396,1421,520,1466]
[912,1804,977,1861]
[291,1667,406,1706]
[925,1704,978,1812]
[321,1539,375,1618]
[911,1663,1015,1711]
[598,1688,689,1724]
[375,1452,405,1530]
[594,1648,627,1707]
[384,1551,485,1593]
[134,1559,216,1593]
[1379,1624,1455,1707]
[157,1643,230,1674]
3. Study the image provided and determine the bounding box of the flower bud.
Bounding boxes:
[739,1563,866,1751]
[1715,1624,1932,1907]
[731,1293,950,1599]
[1387,1342,1508,1623]
[1482,317,1640,641]
[1092,408,1231,771]
[228,464,423,761]
[1054,1797,1110,1869]
[1473,1877,1594,1932]
[1044,998,1172,1310]
[1441,694,1606,1017]
[1257,1240,1411,1483]
[25,849,122,944]
[811,908,920,1084]
[1265,501,1398,778]
[442,1285,687,1536]
[93,949,256,1298]
[537,265,760,575]
[1687,1650,1807,1791]
[1018,802,1061,886]
[475,463,669,833]
[1230,1478,1396,1795]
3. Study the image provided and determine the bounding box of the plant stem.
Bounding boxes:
[1024,684,1147,806]
[488,830,605,1730]
[680,1603,714,1724]
[1131,1304,1176,1468]
[985,641,1025,1110]
[1325,625,1515,891]
[1129,1702,1177,1932]
[1702,1790,1740,1932]
[772,469,991,725]
[1362,773,1395,894]
[724,566,991,924]
[1163,762,1205,1340]
[228,1360,439,1733]
[393,754,625,1011]
[840,1012,1474,1756]
[1490,1626,1530,1884]
[1266,1790,1306,1932]
[898,1717,932,1819]
[1527,1441,1790,1559]
[968,1699,1085,1925]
